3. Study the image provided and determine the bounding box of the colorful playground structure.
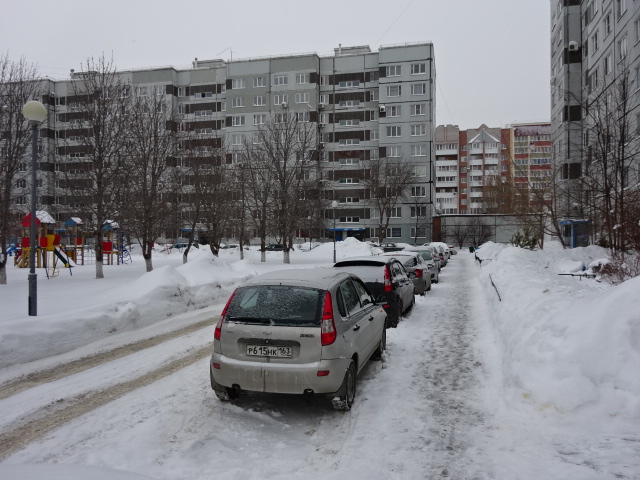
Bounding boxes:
[14,212,131,275]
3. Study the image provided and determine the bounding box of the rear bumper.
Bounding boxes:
[210,353,349,395]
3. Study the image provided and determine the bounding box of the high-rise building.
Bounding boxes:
[7,43,436,245]
[550,0,640,246]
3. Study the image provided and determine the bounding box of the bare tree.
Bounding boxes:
[580,66,640,253]
[118,87,179,272]
[467,217,493,247]
[0,54,41,284]
[65,55,130,279]
[242,109,317,263]
[179,134,230,261]
[361,156,414,244]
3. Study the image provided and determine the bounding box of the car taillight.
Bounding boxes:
[321,291,337,346]
[384,265,392,292]
[415,268,423,278]
[215,289,237,340]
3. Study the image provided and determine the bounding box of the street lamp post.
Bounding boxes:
[22,100,47,317]
[331,200,338,263]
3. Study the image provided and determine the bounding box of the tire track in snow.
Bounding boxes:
[0,345,211,461]
[0,318,213,400]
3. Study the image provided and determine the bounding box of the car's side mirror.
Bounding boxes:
[375,295,388,306]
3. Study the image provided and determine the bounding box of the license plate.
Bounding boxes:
[246,345,292,357]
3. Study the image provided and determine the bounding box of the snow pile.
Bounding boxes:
[475,241,640,423]
[0,249,242,369]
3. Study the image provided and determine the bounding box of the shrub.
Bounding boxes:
[598,252,640,285]
[510,227,538,250]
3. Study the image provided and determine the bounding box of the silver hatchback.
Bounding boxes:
[210,268,387,410]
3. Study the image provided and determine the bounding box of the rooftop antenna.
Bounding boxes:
[216,47,233,61]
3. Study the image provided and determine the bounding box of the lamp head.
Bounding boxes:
[22,101,47,123]
[331,200,339,208]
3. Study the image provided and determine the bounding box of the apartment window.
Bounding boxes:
[253,114,267,125]
[155,85,165,95]
[604,53,612,75]
[413,165,427,177]
[386,85,401,97]
[194,92,213,99]
[635,16,640,43]
[273,94,289,105]
[388,145,401,157]
[339,119,360,126]
[386,126,401,137]
[369,90,379,101]
[371,129,379,140]
[618,36,628,60]
[411,186,426,197]
[339,197,360,204]
[339,177,359,184]
[194,110,213,117]
[177,87,186,97]
[232,134,243,145]
[231,115,245,126]
[319,94,329,105]
[339,100,360,107]
[232,78,246,89]
[296,111,310,122]
[319,75,329,86]
[296,73,310,84]
[340,216,360,223]
[388,105,402,117]
[254,95,266,106]
[295,92,310,104]
[388,207,401,218]
[274,113,287,123]
[411,227,427,238]
[319,113,329,125]
[411,124,427,136]
[411,83,426,95]
[592,31,599,53]
[411,63,426,75]
[339,138,360,146]
[616,0,626,19]
[386,65,401,76]
[232,97,245,108]
[274,74,288,86]
[386,228,401,238]
[411,206,427,218]
[604,12,612,35]
[339,158,359,165]
[253,77,266,88]
[339,80,360,88]
[411,144,427,156]
[411,104,426,116]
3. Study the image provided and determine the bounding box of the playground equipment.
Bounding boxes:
[59,217,86,265]
[16,211,74,276]
[102,220,131,265]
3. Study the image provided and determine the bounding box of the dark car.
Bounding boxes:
[380,242,405,252]
[333,256,415,328]
[264,244,285,251]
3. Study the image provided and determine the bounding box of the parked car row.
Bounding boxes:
[209,244,454,412]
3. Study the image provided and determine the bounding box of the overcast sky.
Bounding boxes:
[2,0,550,130]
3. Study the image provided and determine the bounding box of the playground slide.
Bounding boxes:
[54,247,76,269]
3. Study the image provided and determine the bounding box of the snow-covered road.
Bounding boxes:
[1,250,638,479]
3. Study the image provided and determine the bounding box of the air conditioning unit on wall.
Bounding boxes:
[568,41,580,52]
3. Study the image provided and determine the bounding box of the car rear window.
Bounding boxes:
[334,264,386,284]
[226,285,322,326]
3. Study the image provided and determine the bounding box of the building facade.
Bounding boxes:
[550,0,640,246]
[8,43,436,245]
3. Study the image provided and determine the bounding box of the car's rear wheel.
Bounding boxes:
[332,360,356,411]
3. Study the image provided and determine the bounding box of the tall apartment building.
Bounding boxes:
[550,0,640,245]
[434,123,551,215]
[9,43,435,245]
[434,124,512,214]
